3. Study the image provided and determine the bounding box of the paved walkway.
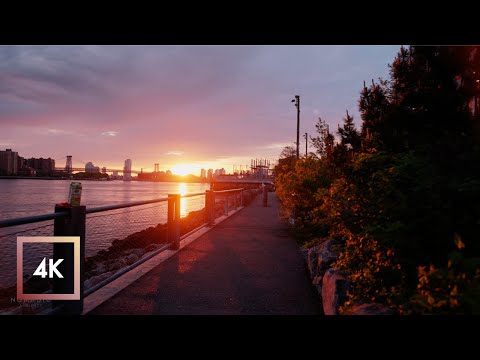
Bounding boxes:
[88,193,322,315]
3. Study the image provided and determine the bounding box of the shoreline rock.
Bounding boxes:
[322,268,351,315]
[302,238,393,315]
[344,303,395,315]
[304,238,338,304]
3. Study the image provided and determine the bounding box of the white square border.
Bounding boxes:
[17,236,80,300]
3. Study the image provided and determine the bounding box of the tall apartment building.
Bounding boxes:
[0,149,18,175]
[26,157,55,175]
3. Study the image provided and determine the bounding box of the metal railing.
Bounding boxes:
[0,187,258,315]
[0,212,67,228]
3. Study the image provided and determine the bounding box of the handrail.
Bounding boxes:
[212,188,244,194]
[0,212,68,229]
[180,192,206,198]
[86,197,170,214]
[0,189,244,229]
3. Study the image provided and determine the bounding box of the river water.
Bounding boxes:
[0,179,210,288]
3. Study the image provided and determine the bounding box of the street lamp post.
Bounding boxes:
[291,95,300,159]
[304,132,308,157]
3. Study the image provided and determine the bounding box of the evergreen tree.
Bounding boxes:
[337,110,361,155]
[358,78,390,152]
[359,45,480,266]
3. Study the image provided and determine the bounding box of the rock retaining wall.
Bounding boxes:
[304,238,393,315]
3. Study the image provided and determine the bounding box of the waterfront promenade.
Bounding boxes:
[88,192,322,315]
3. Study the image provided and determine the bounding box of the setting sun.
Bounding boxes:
[171,164,197,176]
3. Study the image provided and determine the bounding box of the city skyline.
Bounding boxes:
[0,146,236,177]
[0,45,400,172]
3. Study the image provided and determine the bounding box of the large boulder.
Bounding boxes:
[109,258,127,272]
[84,271,116,290]
[123,248,146,258]
[346,303,395,315]
[89,262,108,277]
[125,253,139,265]
[307,239,338,279]
[145,243,162,253]
[322,268,350,315]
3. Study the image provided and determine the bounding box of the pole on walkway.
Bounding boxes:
[174,194,180,249]
[263,185,268,207]
[206,190,214,226]
[53,205,86,315]
[211,191,216,225]
[168,194,180,250]
[304,132,308,157]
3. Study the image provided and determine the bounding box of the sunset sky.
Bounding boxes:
[0,45,400,175]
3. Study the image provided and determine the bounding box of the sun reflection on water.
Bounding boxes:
[179,183,188,217]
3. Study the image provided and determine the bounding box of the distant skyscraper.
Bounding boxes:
[154,163,159,172]
[0,149,18,175]
[207,168,213,179]
[102,167,107,174]
[220,168,226,175]
[200,168,206,178]
[124,159,132,181]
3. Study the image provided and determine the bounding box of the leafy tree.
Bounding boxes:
[310,117,335,160]
[275,144,297,176]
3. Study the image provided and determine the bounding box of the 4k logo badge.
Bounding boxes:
[17,237,80,300]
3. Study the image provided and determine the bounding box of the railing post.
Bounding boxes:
[174,194,181,250]
[168,194,180,250]
[211,191,216,224]
[168,194,174,243]
[234,191,237,210]
[206,190,214,226]
[205,190,210,225]
[263,185,268,207]
[240,189,244,207]
[53,205,86,315]
[225,195,228,215]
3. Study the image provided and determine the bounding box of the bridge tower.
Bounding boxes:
[65,156,73,174]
